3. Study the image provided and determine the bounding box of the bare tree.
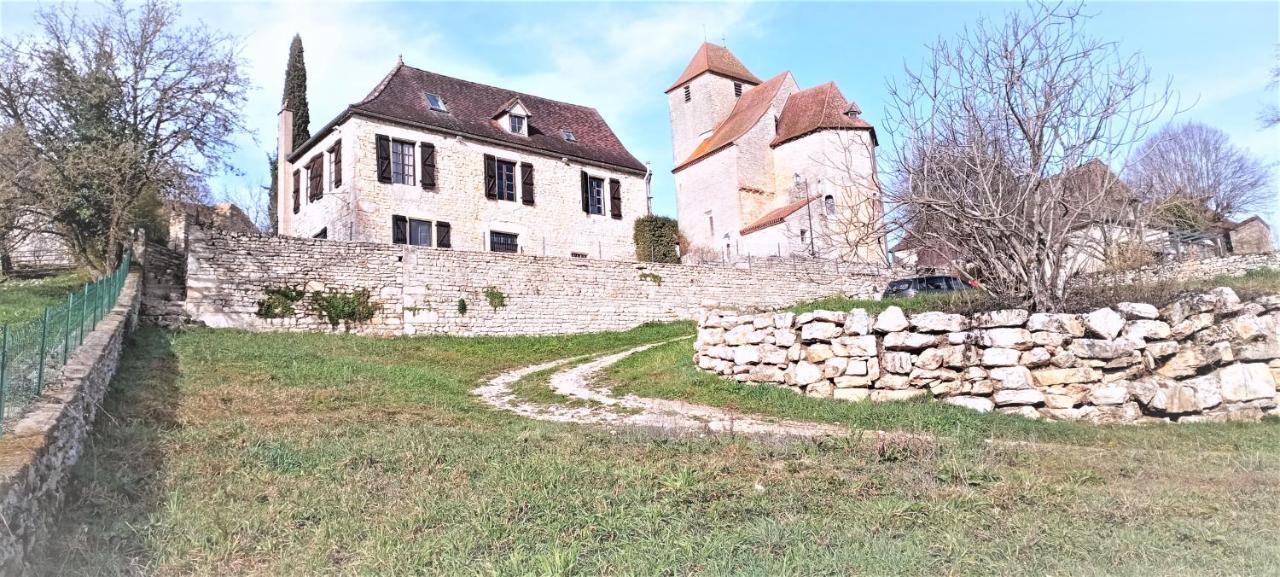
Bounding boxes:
[882,1,1172,310]
[1127,122,1273,231]
[1263,47,1279,130]
[0,0,248,271]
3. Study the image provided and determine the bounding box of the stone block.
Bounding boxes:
[1085,307,1126,340]
[989,366,1034,390]
[834,387,871,401]
[980,328,1034,350]
[994,389,1045,406]
[805,343,835,363]
[883,332,939,351]
[883,352,914,374]
[971,309,1029,328]
[1033,367,1102,386]
[1218,363,1277,402]
[805,380,835,398]
[873,306,909,333]
[871,389,928,402]
[1123,320,1171,341]
[733,345,761,365]
[1116,302,1159,320]
[800,322,841,342]
[840,335,879,357]
[1069,338,1139,360]
[1027,313,1085,337]
[844,309,872,336]
[1019,347,1052,367]
[982,347,1021,367]
[910,311,969,333]
[944,396,995,412]
[791,361,824,386]
[1087,384,1129,406]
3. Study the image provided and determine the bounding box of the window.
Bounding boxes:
[313,227,327,239]
[329,141,342,189]
[734,82,743,97]
[391,140,415,184]
[490,231,518,253]
[425,93,447,112]
[800,229,808,243]
[561,129,576,142]
[508,114,525,135]
[391,215,433,247]
[495,159,516,201]
[587,177,604,215]
[307,156,323,202]
[824,195,836,216]
[683,85,691,102]
[708,215,714,236]
[291,170,300,214]
[571,252,588,259]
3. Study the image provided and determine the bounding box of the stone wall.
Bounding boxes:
[184,226,888,336]
[694,286,1280,423]
[1084,252,1280,287]
[0,271,141,574]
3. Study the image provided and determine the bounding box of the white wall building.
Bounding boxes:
[666,43,885,264]
[277,59,650,260]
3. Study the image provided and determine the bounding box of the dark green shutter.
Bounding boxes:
[375,134,391,183]
[436,221,452,248]
[331,141,342,188]
[421,143,436,189]
[580,171,589,213]
[292,170,301,214]
[521,162,534,205]
[392,215,407,244]
[484,154,497,199]
[609,178,622,220]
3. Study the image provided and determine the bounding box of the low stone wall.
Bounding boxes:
[1085,252,1280,287]
[694,287,1280,423]
[184,227,888,336]
[0,271,141,575]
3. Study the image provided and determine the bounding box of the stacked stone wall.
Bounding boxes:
[184,227,888,336]
[694,287,1280,424]
[1084,252,1280,287]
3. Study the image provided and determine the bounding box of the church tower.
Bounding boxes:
[665,43,762,165]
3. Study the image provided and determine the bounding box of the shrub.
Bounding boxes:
[639,272,663,286]
[256,286,305,319]
[457,298,468,316]
[484,286,506,309]
[310,288,378,330]
[633,215,681,263]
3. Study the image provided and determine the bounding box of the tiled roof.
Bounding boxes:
[290,62,646,174]
[673,71,792,172]
[740,196,816,235]
[771,81,875,147]
[667,43,763,93]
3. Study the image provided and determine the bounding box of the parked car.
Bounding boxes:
[883,275,974,298]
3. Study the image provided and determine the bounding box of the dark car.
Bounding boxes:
[883,275,973,298]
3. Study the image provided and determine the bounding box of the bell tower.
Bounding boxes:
[665,43,762,165]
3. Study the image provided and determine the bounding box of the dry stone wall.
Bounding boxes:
[694,287,1280,424]
[184,227,887,336]
[1084,252,1280,287]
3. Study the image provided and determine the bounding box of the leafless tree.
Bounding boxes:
[1126,122,1273,231]
[0,0,248,272]
[1263,47,1279,129]
[882,1,1173,310]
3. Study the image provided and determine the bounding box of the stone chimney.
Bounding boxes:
[276,103,294,236]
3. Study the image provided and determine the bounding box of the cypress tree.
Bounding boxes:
[266,152,278,234]
[282,34,310,150]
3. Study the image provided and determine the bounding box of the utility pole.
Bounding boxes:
[796,173,816,258]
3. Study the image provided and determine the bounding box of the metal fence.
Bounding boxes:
[0,252,131,434]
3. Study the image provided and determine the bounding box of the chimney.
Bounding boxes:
[276,103,294,236]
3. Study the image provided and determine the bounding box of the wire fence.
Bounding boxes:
[0,252,131,435]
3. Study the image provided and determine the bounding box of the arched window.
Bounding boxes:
[824,195,836,216]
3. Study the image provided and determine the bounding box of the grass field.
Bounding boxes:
[0,271,87,325]
[32,325,1280,576]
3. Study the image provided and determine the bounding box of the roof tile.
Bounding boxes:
[771,81,874,147]
[667,43,763,93]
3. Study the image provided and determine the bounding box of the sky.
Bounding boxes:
[1,0,1277,226]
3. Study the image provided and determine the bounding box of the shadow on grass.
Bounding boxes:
[29,328,179,577]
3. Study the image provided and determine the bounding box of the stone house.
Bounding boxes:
[666,43,884,264]
[277,59,650,260]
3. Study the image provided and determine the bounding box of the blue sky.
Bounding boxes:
[2,1,1277,225]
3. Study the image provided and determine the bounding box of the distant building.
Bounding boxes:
[666,43,884,264]
[277,59,649,260]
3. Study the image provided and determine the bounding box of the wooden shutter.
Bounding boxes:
[308,156,323,201]
[331,141,342,188]
[392,215,407,244]
[375,134,391,183]
[483,154,497,199]
[580,171,589,213]
[420,143,436,189]
[292,170,301,214]
[609,178,622,220]
[520,162,534,205]
[436,221,452,248]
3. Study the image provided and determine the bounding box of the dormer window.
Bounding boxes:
[562,129,576,142]
[508,114,526,135]
[425,93,447,112]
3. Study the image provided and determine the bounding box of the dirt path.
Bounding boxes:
[474,340,848,438]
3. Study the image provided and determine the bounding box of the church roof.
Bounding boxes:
[666,42,763,93]
[289,61,645,174]
[771,82,875,147]
[740,196,817,236]
[673,71,793,172]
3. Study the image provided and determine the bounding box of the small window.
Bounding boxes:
[800,229,808,243]
[425,93,447,112]
[391,215,433,247]
[490,231,518,253]
[734,82,743,97]
[683,85,691,102]
[824,195,836,216]
[508,114,525,135]
[391,140,415,184]
[587,177,604,215]
[495,159,516,201]
[570,252,588,259]
[708,215,714,236]
[561,129,576,142]
[313,227,327,239]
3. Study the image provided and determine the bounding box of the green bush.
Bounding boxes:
[256,286,306,319]
[457,298,468,316]
[633,215,681,263]
[484,286,507,309]
[310,288,378,330]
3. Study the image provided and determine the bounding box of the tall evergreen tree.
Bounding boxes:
[282,34,310,150]
[266,152,278,234]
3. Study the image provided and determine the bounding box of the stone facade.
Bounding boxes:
[0,271,140,574]
[183,226,888,336]
[694,287,1280,424]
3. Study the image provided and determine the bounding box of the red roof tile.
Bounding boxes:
[291,62,645,174]
[667,43,763,93]
[771,82,875,147]
[673,71,792,172]
[740,196,817,235]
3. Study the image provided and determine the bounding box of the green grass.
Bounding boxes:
[0,271,88,325]
[31,324,1280,576]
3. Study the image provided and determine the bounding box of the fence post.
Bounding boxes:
[79,284,88,345]
[36,308,49,395]
[0,324,7,424]
[62,293,71,365]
